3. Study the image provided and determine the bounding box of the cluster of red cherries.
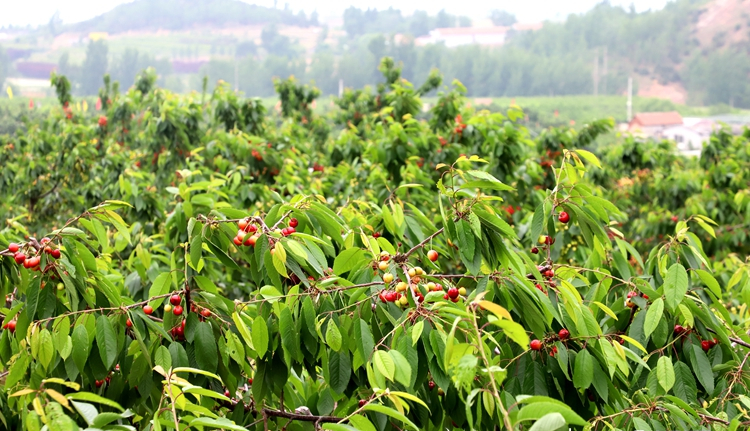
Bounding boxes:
[530,328,570,357]
[94,364,120,388]
[8,239,61,271]
[673,324,718,352]
[376,249,465,307]
[232,217,299,247]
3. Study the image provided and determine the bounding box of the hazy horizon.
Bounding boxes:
[2,0,671,28]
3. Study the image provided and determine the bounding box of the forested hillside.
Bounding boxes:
[1,0,749,107]
[69,0,318,33]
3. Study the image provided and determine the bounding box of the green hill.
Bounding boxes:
[69,0,315,33]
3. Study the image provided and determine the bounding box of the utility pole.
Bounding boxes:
[627,77,633,122]
[593,49,599,97]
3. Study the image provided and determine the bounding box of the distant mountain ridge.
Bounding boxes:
[69,0,316,34]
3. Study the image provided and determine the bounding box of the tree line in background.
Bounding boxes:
[2,0,750,107]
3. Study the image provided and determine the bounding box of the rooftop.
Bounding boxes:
[630,111,683,126]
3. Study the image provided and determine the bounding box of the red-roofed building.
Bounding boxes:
[628,111,683,137]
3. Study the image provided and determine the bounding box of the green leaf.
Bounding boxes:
[36,329,55,370]
[373,350,395,381]
[694,269,721,298]
[489,318,530,350]
[332,248,368,276]
[67,392,124,412]
[355,319,375,359]
[657,356,675,392]
[279,306,300,365]
[322,424,358,431]
[194,321,218,373]
[71,325,89,373]
[529,203,546,246]
[573,349,594,389]
[325,320,343,352]
[644,298,664,340]
[328,351,351,394]
[529,413,566,431]
[362,404,419,431]
[663,264,688,313]
[690,344,714,394]
[672,361,698,402]
[515,401,587,426]
[147,273,172,309]
[95,315,117,369]
[232,312,254,350]
[190,231,203,271]
[189,417,246,431]
[155,345,172,371]
[252,316,269,358]
[574,149,602,168]
[389,350,412,387]
[348,415,377,431]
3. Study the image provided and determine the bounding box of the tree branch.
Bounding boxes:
[262,408,340,424]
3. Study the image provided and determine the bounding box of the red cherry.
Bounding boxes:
[175,325,185,338]
[447,287,459,299]
[40,237,51,245]
[673,324,684,334]
[558,211,570,223]
[544,270,554,278]
[286,226,296,235]
[248,378,253,385]
[143,305,153,315]
[671,215,678,222]
[385,291,397,302]
[709,338,718,347]
[289,218,298,228]
[51,249,61,259]
[358,399,366,407]
[544,236,555,245]
[549,346,558,357]
[8,243,19,253]
[428,381,436,390]
[427,250,439,262]
[530,339,542,351]
[238,219,249,231]
[224,389,231,397]
[126,319,133,328]
[201,308,211,317]
[701,340,711,352]
[531,247,539,254]
[7,320,16,333]
[247,224,257,233]
[379,291,387,303]
[244,235,257,247]
[443,293,449,300]
[95,380,104,388]
[558,328,570,340]
[233,236,243,246]
[173,305,183,316]
[170,294,181,306]
[627,291,637,298]
[14,252,25,265]
[373,232,380,238]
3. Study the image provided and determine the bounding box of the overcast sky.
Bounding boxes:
[0,0,671,27]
